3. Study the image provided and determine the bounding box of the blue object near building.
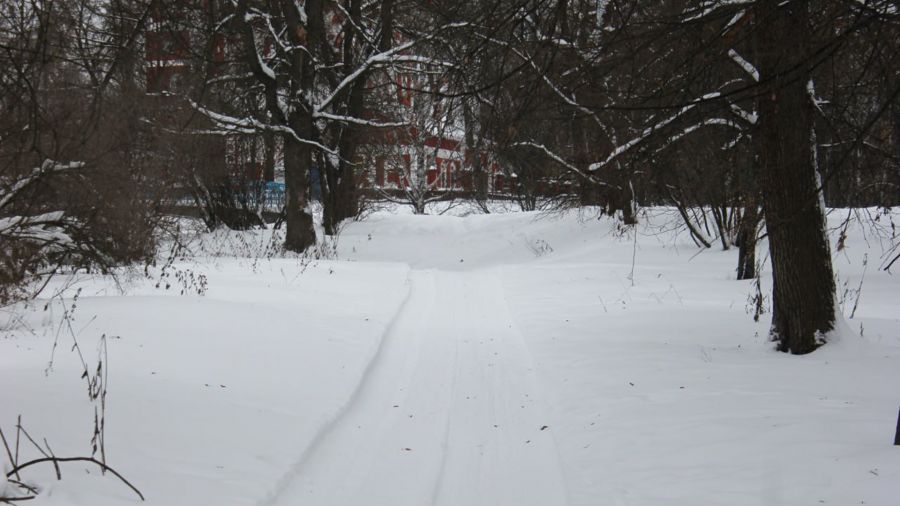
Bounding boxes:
[264,181,285,209]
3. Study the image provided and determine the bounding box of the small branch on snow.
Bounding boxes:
[6,457,144,501]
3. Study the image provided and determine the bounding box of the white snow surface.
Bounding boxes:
[1,206,898,505]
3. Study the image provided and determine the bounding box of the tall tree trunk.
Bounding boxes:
[282,133,316,252]
[321,156,359,235]
[329,77,364,232]
[463,99,488,203]
[755,0,836,354]
[736,201,760,280]
[234,0,317,250]
[284,0,319,250]
[320,0,369,235]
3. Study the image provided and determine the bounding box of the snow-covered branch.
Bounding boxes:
[472,31,607,132]
[315,22,468,114]
[728,49,758,82]
[655,118,736,154]
[0,212,74,248]
[681,0,754,23]
[312,111,408,128]
[0,160,84,211]
[729,102,757,125]
[186,98,339,156]
[588,93,721,172]
[511,141,609,186]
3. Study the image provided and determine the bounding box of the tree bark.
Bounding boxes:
[325,65,364,234]
[319,0,372,235]
[463,99,488,203]
[282,133,316,252]
[736,202,760,280]
[233,0,317,250]
[755,0,836,354]
[321,154,359,235]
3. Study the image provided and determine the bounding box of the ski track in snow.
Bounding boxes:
[262,268,569,506]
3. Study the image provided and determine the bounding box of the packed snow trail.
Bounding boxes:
[4,210,899,505]
[265,269,568,506]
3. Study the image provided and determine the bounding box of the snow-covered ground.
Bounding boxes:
[1,206,898,505]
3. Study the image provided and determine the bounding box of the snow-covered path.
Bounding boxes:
[3,208,899,506]
[266,269,568,506]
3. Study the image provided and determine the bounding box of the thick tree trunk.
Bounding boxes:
[322,161,359,235]
[282,134,316,252]
[234,0,317,250]
[320,0,366,236]
[736,202,760,280]
[755,0,836,354]
[413,194,426,215]
[463,100,488,203]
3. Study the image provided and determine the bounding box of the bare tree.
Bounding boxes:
[442,0,898,352]
[365,83,466,214]
[1,0,162,305]
[179,0,470,247]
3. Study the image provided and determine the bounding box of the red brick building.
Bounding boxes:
[144,3,505,195]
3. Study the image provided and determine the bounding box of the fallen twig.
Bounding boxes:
[6,457,144,501]
[0,426,19,481]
